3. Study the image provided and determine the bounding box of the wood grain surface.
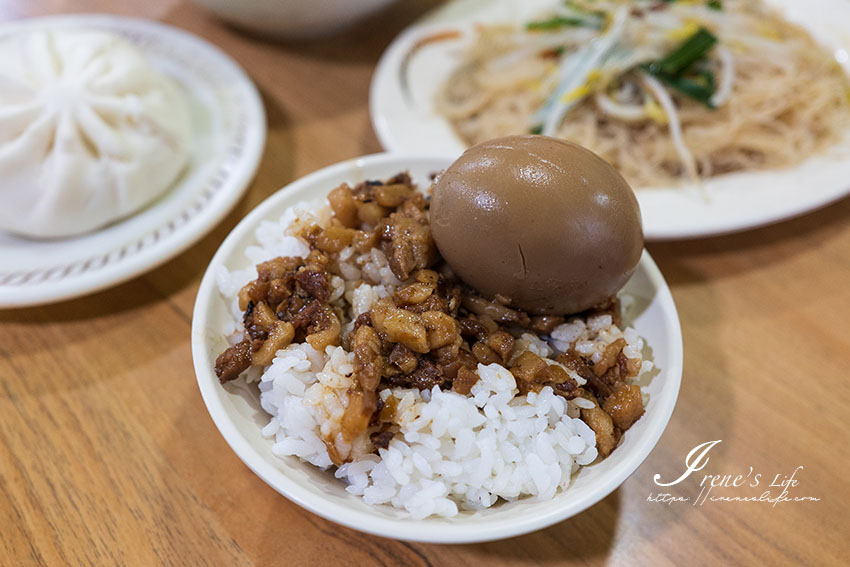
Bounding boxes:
[1,1,848,565]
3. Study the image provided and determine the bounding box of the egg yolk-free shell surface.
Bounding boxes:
[431,135,643,315]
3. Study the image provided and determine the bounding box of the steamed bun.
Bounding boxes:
[0,28,192,238]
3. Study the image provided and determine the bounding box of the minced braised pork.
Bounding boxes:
[216,173,644,460]
[214,250,339,382]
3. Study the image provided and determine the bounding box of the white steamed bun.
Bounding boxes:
[0,28,192,238]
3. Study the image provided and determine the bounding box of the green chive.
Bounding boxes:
[657,73,717,108]
[640,54,719,109]
[696,69,716,92]
[526,16,585,31]
[529,125,544,135]
[563,1,607,18]
[655,28,718,76]
[659,0,722,10]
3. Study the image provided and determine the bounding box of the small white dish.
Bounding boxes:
[0,15,266,308]
[369,0,850,241]
[191,153,683,543]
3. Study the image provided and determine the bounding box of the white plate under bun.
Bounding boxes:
[191,153,683,543]
[0,15,265,308]
[369,0,850,240]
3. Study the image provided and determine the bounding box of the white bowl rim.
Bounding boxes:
[191,152,684,543]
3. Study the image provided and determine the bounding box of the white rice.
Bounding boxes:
[218,203,652,519]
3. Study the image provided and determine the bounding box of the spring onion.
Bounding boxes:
[656,69,717,107]
[663,0,722,7]
[648,28,718,76]
[526,16,585,31]
[642,27,719,107]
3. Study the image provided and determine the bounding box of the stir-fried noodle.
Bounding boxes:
[435,0,850,186]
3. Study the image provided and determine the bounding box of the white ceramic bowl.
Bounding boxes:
[191,153,683,543]
[188,0,398,40]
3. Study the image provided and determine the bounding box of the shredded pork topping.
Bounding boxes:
[215,173,644,462]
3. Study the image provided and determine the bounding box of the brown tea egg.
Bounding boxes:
[430,135,643,315]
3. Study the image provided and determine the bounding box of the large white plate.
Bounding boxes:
[191,153,683,543]
[370,0,850,240]
[0,15,266,307]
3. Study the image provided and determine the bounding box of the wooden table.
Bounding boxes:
[1,1,847,565]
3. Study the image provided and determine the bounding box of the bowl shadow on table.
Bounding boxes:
[248,485,621,565]
[302,490,621,564]
[452,490,621,562]
[632,261,738,487]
